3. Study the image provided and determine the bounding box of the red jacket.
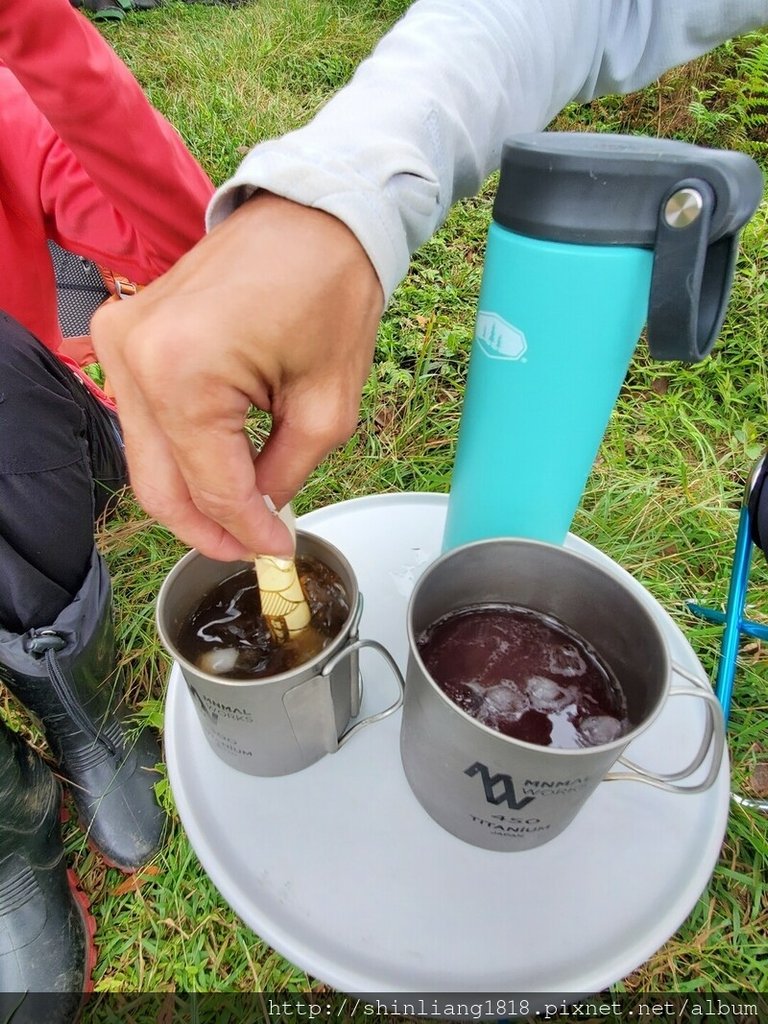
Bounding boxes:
[0,0,214,408]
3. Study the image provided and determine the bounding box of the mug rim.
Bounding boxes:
[406,536,672,756]
[156,530,360,687]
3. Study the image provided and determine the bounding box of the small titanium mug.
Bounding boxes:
[400,538,725,851]
[157,531,404,776]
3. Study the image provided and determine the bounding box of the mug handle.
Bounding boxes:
[321,637,405,750]
[604,662,725,794]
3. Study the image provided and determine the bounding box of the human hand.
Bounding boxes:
[91,192,384,561]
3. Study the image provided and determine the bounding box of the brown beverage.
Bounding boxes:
[416,603,629,749]
[175,555,350,680]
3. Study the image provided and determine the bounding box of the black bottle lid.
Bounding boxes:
[494,133,764,361]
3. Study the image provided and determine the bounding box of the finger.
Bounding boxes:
[120,400,259,562]
[95,338,256,560]
[96,303,292,559]
[162,394,294,558]
[251,392,359,510]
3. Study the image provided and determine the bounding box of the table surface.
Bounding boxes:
[165,493,730,995]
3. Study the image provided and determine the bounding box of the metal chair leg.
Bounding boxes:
[688,449,768,723]
[688,450,768,813]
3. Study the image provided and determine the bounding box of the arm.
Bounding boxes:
[0,0,213,281]
[212,0,768,299]
[93,0,768,560]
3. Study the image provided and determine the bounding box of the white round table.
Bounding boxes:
[165,493,730,995]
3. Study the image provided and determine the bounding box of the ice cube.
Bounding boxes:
[546,643,587,678]
[526,675,573,712]
[197,647,239,676]
[475,680,528,727]
[579,715,624,746]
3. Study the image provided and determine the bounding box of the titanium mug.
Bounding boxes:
[157,531,404,776]
[400,538,725,851]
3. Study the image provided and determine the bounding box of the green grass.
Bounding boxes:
[103,0,412,183]
[28,0,768,1009]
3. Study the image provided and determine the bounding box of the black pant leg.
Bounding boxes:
[0,312,126,633]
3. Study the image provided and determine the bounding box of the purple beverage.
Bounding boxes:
[416,603,629,749]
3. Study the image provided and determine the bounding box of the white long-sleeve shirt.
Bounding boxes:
[208,0,768,300]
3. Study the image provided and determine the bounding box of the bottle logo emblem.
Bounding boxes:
[475,311,527,361]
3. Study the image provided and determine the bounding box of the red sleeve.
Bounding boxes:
[0,0,214,283]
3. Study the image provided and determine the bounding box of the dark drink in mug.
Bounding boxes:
[175,555,350,679]
[416,603,630,748]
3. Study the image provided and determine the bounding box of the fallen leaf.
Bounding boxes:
[374,405,396,431]
[111,864,160,896]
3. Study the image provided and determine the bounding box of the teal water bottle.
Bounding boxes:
[442,134,763,551]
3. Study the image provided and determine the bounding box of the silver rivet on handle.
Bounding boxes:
[664,187,704,228]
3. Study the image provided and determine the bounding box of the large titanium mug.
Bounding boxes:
[400,539,725,852]
[157,531,404,776]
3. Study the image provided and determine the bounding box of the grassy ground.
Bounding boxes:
[20,0,768,1010]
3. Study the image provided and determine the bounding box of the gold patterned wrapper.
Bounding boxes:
[254,500,312,644]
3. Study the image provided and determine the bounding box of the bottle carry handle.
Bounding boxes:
[647,178,736,363]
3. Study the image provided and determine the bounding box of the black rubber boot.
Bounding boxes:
[0,719,94,1024]
[70,0,133,21]
[0,551,165,872]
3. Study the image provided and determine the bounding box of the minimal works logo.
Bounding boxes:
[188,685,253,724]
[475,311,527,360]
[189,684,219,725]
[465,761,535,810]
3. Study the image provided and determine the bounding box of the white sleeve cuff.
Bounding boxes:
[207,144,418,301]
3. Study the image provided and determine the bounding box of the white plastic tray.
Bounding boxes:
[165,493,730,994]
